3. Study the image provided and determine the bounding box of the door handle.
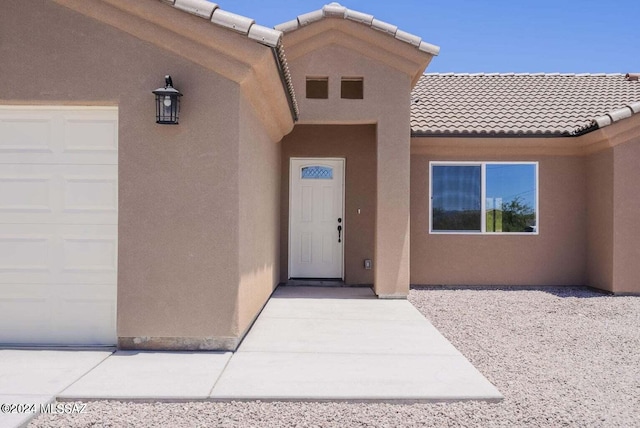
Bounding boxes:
[337,225,342,243]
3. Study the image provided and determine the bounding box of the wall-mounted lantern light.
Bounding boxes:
[152,75,182,124]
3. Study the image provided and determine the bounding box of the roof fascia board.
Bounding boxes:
[410,136,587,157]
[585,113,640,155]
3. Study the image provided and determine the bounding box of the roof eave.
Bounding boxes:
[410,131,572,138]
[589,101,640,131]
[275,3,440,55]
[161,0,299,120]
[275,3,439,77]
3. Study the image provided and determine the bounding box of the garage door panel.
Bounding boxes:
[0,297,52,343]
[0,224,117,285]
[0,164,117,225]
[0,286,115,345]
[0,106,117,346]
[0,235,51,273]
[0,116,54,154]
[0,107,117,164]
[65,117,118,153]
[0,283,53,344]
[53,299,116,344]
[63,237,117,273]
[0,175,52,214]
[64,176,117,216]
[53,283,116,345]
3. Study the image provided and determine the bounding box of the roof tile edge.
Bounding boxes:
[157,0,298,118]
[274,2,439,56]
[211,9,255,36]
[163,0,282,47]
[591,103,640,132]
[276,19,300,33]
[173,0,217,19]
[421,72,628,77]
[345,9,374,25]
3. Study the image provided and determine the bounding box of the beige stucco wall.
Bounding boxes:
[1,0,291,349]
[612,138,640,294]
[237,94,282,336]
[585,116,640,295]
[586,149,614,292]
[410,148,588,286]
[280,125,377,285]
[284,41,416,297]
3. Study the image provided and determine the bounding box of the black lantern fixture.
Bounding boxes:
[152,75,182,124]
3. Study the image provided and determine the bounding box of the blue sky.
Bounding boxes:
[213,0,638,73]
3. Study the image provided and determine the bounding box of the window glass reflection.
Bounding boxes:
[432,165,481,231]
[486,164,537,232]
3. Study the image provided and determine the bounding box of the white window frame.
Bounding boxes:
[429,161,539,235]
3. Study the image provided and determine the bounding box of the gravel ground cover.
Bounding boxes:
[31,286,640,427]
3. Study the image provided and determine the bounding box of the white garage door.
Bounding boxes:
[0,106,118,345]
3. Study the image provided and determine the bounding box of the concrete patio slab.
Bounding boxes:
[210,352,502,401]
[259,296,428,321]
[59,351,232,400]
[239,317,462,355]
[0,395,53,428]
[210,286,503,401]
[0,349,113,395]
[0,349,112,428]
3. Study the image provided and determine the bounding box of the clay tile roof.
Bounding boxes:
[161,0,299,118]
[411,73,640,136]
[275,2,440,56]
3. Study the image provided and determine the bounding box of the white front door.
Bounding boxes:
[289,158,344,279]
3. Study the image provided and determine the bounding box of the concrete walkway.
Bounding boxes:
[0,349,112,427]
[1,286,501,427]
[211,286,501,401]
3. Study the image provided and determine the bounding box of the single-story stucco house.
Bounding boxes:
[1,0,639,350]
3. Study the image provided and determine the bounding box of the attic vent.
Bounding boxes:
[341,77,364,99]
[306,77,329,99]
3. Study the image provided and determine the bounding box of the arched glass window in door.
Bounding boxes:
[301,166,333,179]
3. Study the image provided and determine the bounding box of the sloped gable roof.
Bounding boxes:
[411,73,640,137]
[275,2,440,57]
